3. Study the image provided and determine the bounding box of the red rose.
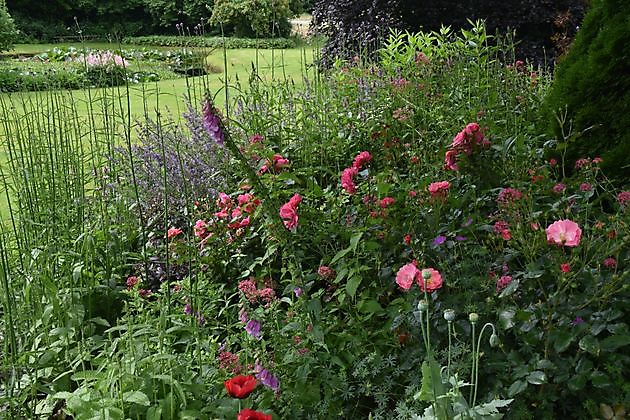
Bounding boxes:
[237,408,272,420]
[224,375,257,399]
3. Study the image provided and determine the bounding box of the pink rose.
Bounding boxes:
[546,219,582,247]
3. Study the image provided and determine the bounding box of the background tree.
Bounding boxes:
[0,0,17,52]
[210,0,293,38]
[541,0,630,183]
[312,0,586,66]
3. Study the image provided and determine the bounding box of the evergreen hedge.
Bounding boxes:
[542,0,630,183]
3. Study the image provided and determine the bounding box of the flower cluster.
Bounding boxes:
[497,187,523,206]
[340,151,372,194]
[238,278,276,305]
[279,193,302,230]
[444,122,489,171]
[395,262,443,293]
[218,351,242,373]
[494,220,512,240]
[428,181,450,199]
[77,51,129,67]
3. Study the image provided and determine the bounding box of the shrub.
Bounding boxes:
[0,67,86,92]
[541,0,630,184]
[122,34,297,49]
[312,0,586,66]
[0,1,17,52]
[210,0,293,38]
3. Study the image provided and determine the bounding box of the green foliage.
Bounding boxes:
[0,1,17,52]
[122,34,297,48]
[541,0,630,184]
[210,0,293,38]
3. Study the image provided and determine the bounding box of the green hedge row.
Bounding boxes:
[0,67,160,92]
[121,35,297,49]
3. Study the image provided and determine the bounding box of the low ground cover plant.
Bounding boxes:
[0,22,628,419]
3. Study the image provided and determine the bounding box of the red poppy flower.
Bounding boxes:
[237,408,272,420]
[224,375,257,399]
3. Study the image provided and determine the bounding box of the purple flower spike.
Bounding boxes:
[202,99,225,146]
[245,319,262,339]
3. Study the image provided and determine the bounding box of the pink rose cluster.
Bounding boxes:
[340,151,372,194]
[444,123,490,171]
[546,219,582,247]
[193,192,261,244]
[396,262,443,293]
[279,193,302,230]
[428,181,450,199]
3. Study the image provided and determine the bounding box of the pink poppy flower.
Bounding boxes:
[546,219,582,247]
[417,268,443,293]
[396,262,419,290]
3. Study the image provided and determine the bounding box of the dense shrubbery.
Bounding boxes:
[312,0,586,65]
[122,35,298,49]
[0,1,17,52]
[541,0,630,184]
[0,22,628,420]
[210,0,294,38]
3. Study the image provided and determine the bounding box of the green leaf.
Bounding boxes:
[508,380,527,397]
[330,247,351,264]
[591,371,612,388]
[600,335,630,352]
[526,371,546,385]
[349,232,363,251]
[346,275,361,298]
[358,299,383,314]
[553,330,575,353]
[579,335,600,356]
[123,390,150,406]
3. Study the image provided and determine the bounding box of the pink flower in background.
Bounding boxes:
[167,227,182,239]
[592,156,603,164]
[279,193,302,230]
[580,183,592,192]
[126,276,138,289]
[418,268,443,292]
[496,275,512,293]
[546,219,582,247]
[404,234,411,245]
[341,167,359,194]
[617,191,630,207]
[352,151,372,169]
[272,154,290,171]
[428,181,450,198]
[494,220,511,240]
[560,263,571,273]
[574,158,591,169]
[444,150,459,171]
[396,262,419,290]
[549,158,557,167]
[379,197,395,208]
[552,183,566,194]
[193,219,208,238]
[249,134,264,144]
[603,257,617,269]
[497,188,523,205]
[317,265,335,279]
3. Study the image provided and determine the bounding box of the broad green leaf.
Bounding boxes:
[600,335,630,352]
[508,380,527,397]
[123,390,150,406]
[579,335,600,356]
[349,232,363,251]
[346,275,361,298]
[552,330,575,353]
[526,371,546,385]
